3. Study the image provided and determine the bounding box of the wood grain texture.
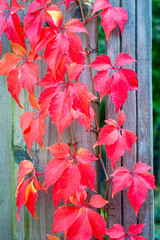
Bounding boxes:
[105,0,122,229]
[105,0,153,238]
[0,34,13,240]
[121,0,137,230]
[136,0,153,238]
[10,1,99,239]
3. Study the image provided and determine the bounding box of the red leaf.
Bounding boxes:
[69,187,87,206]
[105,135,126,169]
[70,82,95,118]
[52,201,107,239]
[76,148,98,164]
[87,208,106,240]
[66,210,92,240]
[94,124,119,147]
[52,206,80,234]
[119,68,138,91]
[94,111,137,169]
[106,224,147,240]
[111,162,156,215]
[5,13,26,48]
[92,0,112,16]
[38,86,60,118]
[16,178,31,224]
[128,224,145,235]
[88,194,108,208]
[65,32,86,64]
[89,54,112,71]
[17,160,34,187]
[94,70,112,101]
[47,142,71,158]
[10,0,23,13]
[64,0,72,10]
[115,53,136,67]
[65,19,88,34]
[25,180,39,220]
[68,62,86,82]
[111,167,132,197]
[106,224,126,239]
[111,71,128,114]
[20,113,46,156]
[76,107,95,133]
[78,162,96,190]
[117,110,125,127]
[52,164,81,205]
[45,158,69,191]
[49,88,75,137]
[101,6,128,40]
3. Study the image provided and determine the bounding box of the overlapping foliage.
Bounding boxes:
[0,0,155,239]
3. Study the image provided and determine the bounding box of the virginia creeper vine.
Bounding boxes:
[0,0,155,239]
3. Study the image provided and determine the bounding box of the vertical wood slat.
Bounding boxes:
[8,1,99,240]
[137,0,153,239]
[105,0,122,229]
[121,0,137,230]
[0,34,13,240]
[105,0,153,238]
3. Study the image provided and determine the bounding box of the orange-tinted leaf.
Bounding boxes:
[0,52,21,75]
[47,142,71,158]
[47,235,60,240]
[76,148,98,164]
[20,112,46,156]
[33,176,45,190]
[47,10,63,27]
[17,160,34,188]
[25,180,38,220]
[16,178,31,224]
[29,93,40,111]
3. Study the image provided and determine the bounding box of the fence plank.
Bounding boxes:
[0,34,13,240]
[105,0,122,229]
[137,0,153,238]
[105,0,153,237]
[121,0,137,230]
[10,1,99,239]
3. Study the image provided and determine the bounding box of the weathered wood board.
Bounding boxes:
[105,0,153,239]
[0,1,99,240]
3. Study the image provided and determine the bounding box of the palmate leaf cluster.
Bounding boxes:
[0,0,155,239]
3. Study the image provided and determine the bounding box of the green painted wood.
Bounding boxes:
[0,34,13,240]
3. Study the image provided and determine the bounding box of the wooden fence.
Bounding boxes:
[0,0,153,239]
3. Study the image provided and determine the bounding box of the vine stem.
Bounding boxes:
[77,0,109,198]
[85,13,101,23]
